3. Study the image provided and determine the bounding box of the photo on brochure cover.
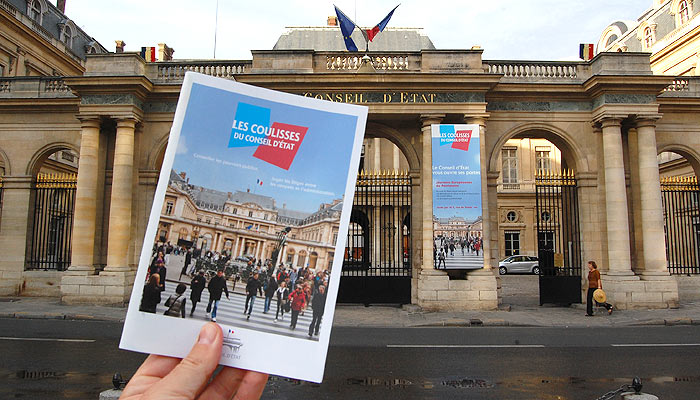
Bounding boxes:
[134,74,365,345]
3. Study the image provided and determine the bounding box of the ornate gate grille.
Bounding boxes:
[535,170,582,305]
[26,173,77,271]
[661,176,700,275]
[338,170,412,304]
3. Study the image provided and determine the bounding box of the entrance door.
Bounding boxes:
[535,171,582,305]
[338,171,412,304]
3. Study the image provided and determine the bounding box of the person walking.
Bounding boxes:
[164,283,188,318]
[308,285,327,338]
[206,270,229,322]
[151,259,167,292]
[263,274,278,314]
[586,261,613,316]
[244,272,263,320]
[274,281,289,322]
[288,284,307,330]
[139,274,162,313]
[437,249,446,268]
[189,270,206,317]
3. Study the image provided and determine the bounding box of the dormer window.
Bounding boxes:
[27,0,44,24]
[59,21,73,48]
[637,21,657,51]
[679,0,690,24]
[644,27,653,48]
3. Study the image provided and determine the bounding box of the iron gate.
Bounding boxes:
[338,170,412,304]
[661,176,700,275]
[26,173,77,271]
[535,170,582,305]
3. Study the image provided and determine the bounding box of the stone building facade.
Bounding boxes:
[0,2,699,311]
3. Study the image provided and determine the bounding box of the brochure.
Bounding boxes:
[120,72,367,382]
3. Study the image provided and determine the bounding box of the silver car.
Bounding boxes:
[498,255,540,275]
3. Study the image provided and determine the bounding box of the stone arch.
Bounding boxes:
[488,123,590,175]
[147,133,170,171]
[25,142,80,176]
[365,122,420,171]
[0,146,11,175]
[657,143,700,177]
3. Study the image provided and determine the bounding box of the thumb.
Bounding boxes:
[150,322,223,399]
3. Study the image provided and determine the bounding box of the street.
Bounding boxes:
[1,318,700,399]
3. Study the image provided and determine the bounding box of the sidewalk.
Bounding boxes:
[2,282,700,328]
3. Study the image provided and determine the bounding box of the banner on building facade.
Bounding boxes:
[431,124,484,270]
[120,72,368,383]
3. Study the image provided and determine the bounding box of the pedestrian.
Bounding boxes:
[152,259,167,291]
[244,272,263,320]
[437,250,446,268]
[185,249,194,275]
[164,283,187,318]
[288,284,307,330]
[586,261,613,316]
[189,270,206,317]
[289,268,298,289]
[139,274,162,313]
[449,242,455,256]
[206,270,229,322]
[475,240,481,256]
[148,251,165,279]
[263,274,278,314]
[308,285,327,338]
[274,281,289,322]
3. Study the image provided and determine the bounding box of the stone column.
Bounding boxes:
[0,176,32,296]
[105,119,136,272]
[68,119,101,272]
[600,118,634,276]
[466,116,494,271]
[635,119,671,277]
[419,114,443,271]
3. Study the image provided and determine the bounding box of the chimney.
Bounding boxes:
[327,16,338,26]
[158,43,174,61]
[179,171,186,179]
[115,40,126,53]
[247,188,250,193]
[57,0,66,13]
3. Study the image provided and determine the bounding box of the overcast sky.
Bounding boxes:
[65,0,651,61]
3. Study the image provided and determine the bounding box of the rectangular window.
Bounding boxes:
[232,208,237,214]
[159,230,167,242]
[535,148,551,175]
[165,202,174,215]
[248,211,253,217]
[538,231,555,251]
[504,231,520,257]
[501,148,518,184]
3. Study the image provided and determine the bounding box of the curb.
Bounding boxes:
[0,313,124,322]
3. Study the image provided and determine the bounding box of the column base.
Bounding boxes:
[61,269,135,306]
[602,274,679,310]
[415,269,498,311]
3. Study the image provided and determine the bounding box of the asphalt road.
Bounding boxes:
[1,319,699,399]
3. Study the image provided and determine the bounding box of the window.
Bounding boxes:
[165,202,174,215]
[501,148,518,184]
[232,208,237,214]
[205,218,211,224]
[605,34,618,47]
[0,64,4,77]
[504,231,520,257]
[58,20,74,48]
[644,27,653,48]
[540,211,551,222]
[536,148,551,175]
[28,0,42,23]
[679,0,690,25]
[248,211,253,217]
[159,230,167,242]
[538,231,555,251]
[506,211,517,222]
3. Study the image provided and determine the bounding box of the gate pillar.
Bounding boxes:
[0,176,32,295]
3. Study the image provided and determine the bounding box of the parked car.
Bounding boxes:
[498,255,540,275]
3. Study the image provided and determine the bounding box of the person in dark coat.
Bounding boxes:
[244,273,263,320]
[189,270,206,317]
[139,274,162,313]
[308,284,327,337]
[263,274,278,314]
[205,270,229,322]
[151,259,167,291]
[164,283,187,318]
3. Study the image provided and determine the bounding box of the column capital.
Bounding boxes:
[463,114,489,126]
[633,116,662,129]
[419,114,445,127]
[599,117,623,129]
[116,118,138,129]
[77,117,101,129]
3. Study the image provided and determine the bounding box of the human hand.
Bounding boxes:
[120,322,268,400]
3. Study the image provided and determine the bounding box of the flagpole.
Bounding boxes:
[213,0,219,58]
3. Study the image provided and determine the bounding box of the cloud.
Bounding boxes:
[176,135,188,154]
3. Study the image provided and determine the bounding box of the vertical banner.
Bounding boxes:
[431,124,484,270]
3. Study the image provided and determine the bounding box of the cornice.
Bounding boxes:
[583,74,674,97]
[63,75,155,100]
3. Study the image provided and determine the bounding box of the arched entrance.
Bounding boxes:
[26,147,79,271]
[658,150,700,278]
[490,126,586,306]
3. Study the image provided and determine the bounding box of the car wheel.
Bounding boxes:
[532,266,541,275]
[499,266,507,275]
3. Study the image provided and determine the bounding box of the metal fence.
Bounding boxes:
[661,176,700,275]
[338,170,412,304]
[26,173,77,271]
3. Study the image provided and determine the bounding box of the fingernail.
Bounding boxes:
[198,323,217,345]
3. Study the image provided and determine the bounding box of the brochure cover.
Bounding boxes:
[120,72,368,382]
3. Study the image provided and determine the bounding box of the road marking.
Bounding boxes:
[611,343,700,347]
[0,336,95,343]
[387,344,545,348]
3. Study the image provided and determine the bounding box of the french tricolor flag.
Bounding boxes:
[579,44,594,61]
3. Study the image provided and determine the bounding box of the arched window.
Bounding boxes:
[679,0,690,24]
[58,20,75,48]
[644,27,654,48]
[28,0,43,23]
[605,34,618,47]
